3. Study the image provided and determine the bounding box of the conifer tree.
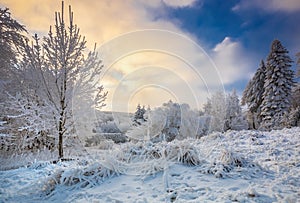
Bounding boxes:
[289,52,300,126]
[260,40,294,130]
[133,104,146,125]
[241,60,266,129]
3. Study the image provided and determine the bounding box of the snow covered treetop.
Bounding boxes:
[270,39,289,54]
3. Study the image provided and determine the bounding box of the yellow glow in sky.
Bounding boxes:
[1,0,243,112]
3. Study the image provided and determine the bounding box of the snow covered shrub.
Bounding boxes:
[42,169,63,195]
[41,161,117,195]
[98,139,202,176]
[97,139,114,150]
[219,149,245,167]
[84,135,102,147]
[102,133,127,143]
[84,135,116,148]
[60,163,116,188]
[204,149,247,178]
[166,140,201,166]
[98,121,122,133]
[125,140,201,166]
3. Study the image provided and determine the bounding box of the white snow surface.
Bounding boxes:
[1,128,299,202]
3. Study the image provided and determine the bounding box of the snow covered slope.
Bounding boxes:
[0,128,299,202]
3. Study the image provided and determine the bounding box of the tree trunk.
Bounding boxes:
[58,112,64,159]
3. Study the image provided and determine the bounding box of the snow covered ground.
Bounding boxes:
[1,127,299,202]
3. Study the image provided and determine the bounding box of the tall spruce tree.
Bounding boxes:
[260,40,294,130]
[241,60,266,129]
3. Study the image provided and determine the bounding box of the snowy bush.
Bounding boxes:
[85,134,119,148]
[201,147,260,178]
[41,161,117,195]
[76,139,204,177]
[98,121,122,134]
[164,140,201,166]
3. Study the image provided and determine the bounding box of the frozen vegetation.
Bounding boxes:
[1,127,299,202]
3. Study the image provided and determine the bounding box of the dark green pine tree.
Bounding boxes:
[133,104,146,125]
[260,40,294,130]
[241,60,266,129]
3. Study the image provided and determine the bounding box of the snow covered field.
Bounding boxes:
[1,127,299,202]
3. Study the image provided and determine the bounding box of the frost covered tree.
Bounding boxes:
[224,90,248,131]
[241,60,266,129]
[203,91,226,132]
[288,52,300,126]
[0,8,27,109]
[0,8,30,152]
[0,8,26,86]
[260,40,294,130]
[133,104,146,125]
[14,2,107,158]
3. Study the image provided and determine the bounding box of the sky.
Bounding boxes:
[1,0,299,112]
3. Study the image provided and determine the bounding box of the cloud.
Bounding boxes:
[0,0,252,112]
[232,0,300,12]
[162,0,198,8]
[211,37,253,84]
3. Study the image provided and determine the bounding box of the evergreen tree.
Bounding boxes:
[133,104,146,125]
[224,90,248,131]
[260,40,294,130]
[241,60,266,129]
[288,52,300,126]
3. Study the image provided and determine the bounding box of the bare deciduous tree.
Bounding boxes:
[18,2,107,158]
